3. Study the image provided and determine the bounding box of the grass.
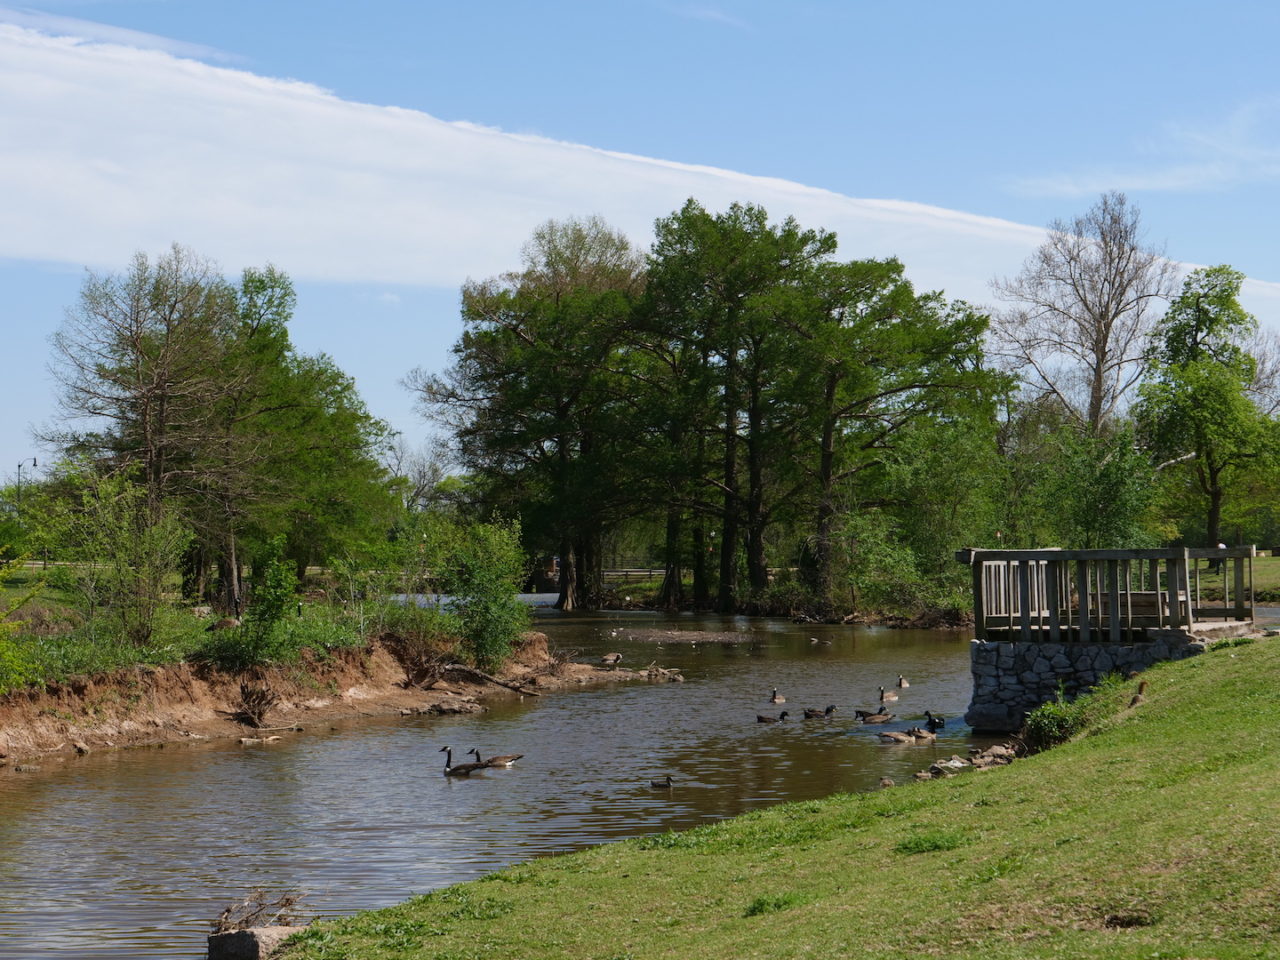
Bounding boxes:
[278,636,1280,960]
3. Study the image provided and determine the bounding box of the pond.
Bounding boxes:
[0,609,985,959]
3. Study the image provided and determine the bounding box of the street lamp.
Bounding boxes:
[15,457,36,517]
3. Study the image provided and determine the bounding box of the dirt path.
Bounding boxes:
[0,632,660,768]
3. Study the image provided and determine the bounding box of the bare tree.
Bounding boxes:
[990,192,1177,433]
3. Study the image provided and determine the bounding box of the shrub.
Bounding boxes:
[1023,673,1130,752]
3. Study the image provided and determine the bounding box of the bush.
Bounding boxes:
[1023,673,1130,752]
[443,519,528,672]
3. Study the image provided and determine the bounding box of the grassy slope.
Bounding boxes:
[279,637,1280,960]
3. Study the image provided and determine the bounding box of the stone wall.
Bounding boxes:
[964,626,1248,732]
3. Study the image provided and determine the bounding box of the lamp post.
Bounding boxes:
[15,457,36,519]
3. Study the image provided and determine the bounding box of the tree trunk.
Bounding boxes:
[744,367,768,593]
[579,533,602,610]
[717,353,739,613]
[554,538,578,611]
[658,507,683,611]
[805,375,840,605]
[691,525,710,607]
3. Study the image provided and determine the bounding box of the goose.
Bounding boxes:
[861,710,895,725]
[600,652,623,667]
[439,746,487,777]
[924,710,946,731]
[649,775,673,789]
[757,711,790,723]
[206,616,241,632]
[878,730,915,743]
[803,705,838,719]
[809,637,832,646]
[468,748,524,768]
[897,674,910,688]
[878,685,899,702]
[906,726,936,742]
[770,687,786,703]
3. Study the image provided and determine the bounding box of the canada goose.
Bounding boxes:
[439,746,487,777]
[206,617,241,632]
[924,710,946,731]
[803,705,838,719]
[861,711,895,724]
[906,726,936,742]
[600,652,622,666]
[810,637,832,646]
[757,711,790,723]
[878,686,899,702]
[649,775,673,788]
[897,674,910,688]
[468,748,524,768]
[878,730,915,743]
[770,688,786,703]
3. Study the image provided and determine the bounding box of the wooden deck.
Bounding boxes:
[955,546,1255,643]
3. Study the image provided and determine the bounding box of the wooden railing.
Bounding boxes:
[955,547,1255,642]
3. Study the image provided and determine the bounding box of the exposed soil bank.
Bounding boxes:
[0,632,652,767]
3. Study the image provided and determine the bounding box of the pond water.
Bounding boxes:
[0,609,986,960]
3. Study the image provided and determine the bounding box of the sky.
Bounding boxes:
[3,0,1280,479]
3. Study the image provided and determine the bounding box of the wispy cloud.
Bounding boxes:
[0,22,1052,311]
[1016,98,1280,197]
[670,5,753,31]
[0,6,237,61]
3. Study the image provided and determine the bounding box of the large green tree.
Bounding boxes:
[1137,265,1274,546]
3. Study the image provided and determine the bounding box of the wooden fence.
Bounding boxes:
[955,546,1255,642]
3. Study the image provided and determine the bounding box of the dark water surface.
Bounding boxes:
[0,610,984,959]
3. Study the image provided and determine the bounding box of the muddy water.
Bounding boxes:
[0,611,982,959]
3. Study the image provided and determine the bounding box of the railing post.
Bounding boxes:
[972,559,986,640]
[1077,558,1091,642]
[1046,558,1060,642]
[1018,560,1032,642]
[1107,559,1121,643]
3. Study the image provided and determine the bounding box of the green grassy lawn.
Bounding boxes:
[279,636,1280,960]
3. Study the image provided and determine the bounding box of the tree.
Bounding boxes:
[991,192,1177,433]
[1137,265,1273,545]
[408,216,645,611]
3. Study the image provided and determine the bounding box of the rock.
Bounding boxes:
[207,925,307,959]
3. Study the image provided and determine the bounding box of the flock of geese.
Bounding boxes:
[440,654,948,788]
[755,674,947,749]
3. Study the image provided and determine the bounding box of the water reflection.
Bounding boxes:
[0,610,980,959]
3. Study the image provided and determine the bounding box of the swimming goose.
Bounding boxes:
[897,674,910,688]
[468,748,524,768]
[440,746,488,777]
[906,726,936,742]
[878,730,916,744]
[810,637,832,646]
[757,710,790,723]
[803,705,838,719]
[879,686,899,702]
[649,775,674,788]
[924,710,946,731]
[861,710,896,724]
[770,687,786,703]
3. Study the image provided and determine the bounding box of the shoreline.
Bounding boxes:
[0,632,657,767]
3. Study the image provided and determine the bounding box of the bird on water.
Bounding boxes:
[757,710,790,723]
[439,746,487,777]
[468,748,524,768]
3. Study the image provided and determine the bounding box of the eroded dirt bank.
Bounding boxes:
[0,632,656,767]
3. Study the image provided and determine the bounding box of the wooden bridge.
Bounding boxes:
[956,546,1255,643]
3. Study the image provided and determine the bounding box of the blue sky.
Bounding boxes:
[3,1,1280,477]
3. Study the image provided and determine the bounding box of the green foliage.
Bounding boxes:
[0,554,43,693]
[247,536,298,629]
[1023,673,1131,752]
[441,518,528,671]
[1039,425,1158,548]
[894,828,970,855]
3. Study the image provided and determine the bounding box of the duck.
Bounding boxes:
[600,652,622,667]
[897,674,910,688]
[769,687,786,703]
[878,730,916,744]
[803,705,838,719]
[924,710,946,731]
[468,748,524,768]
[649,775,673,789]
[878,685,899,702]
[757,711,790,723]
[439,746,488,777]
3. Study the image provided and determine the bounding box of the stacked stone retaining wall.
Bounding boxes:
[964,624,1252,732]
